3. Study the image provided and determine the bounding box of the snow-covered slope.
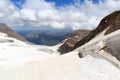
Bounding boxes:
[0,54,120,80]
[0,31,120,80]
[0,10,120,80]
[0,32,58,69]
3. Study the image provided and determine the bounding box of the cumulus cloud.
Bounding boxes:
[1,0,120,30]
[0,0,16,18]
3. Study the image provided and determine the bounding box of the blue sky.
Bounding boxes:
[10,0,25,8]
[10,0,100,8]
[0,0,120,30]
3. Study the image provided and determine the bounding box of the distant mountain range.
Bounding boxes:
[17,29,72,46]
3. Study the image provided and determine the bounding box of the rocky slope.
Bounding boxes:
[0,23,27,42]
[58,29,91,54]
[58,10,120,54]
[75,10,120,49]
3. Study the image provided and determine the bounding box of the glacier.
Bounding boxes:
[0,31,120,80]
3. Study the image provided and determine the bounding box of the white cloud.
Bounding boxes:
[1,0,120,30]
[0,0,16,18]
[20,9,37,21]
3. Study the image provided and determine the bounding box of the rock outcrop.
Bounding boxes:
[75,10,120,49]
[58,10,120,54]
[0,23,27,42]
[58,29,91,54]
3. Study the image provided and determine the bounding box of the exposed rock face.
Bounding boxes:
[58,29,91,54]
[74,10,120,49]
[0,23,27,42]
[58,10,120,54]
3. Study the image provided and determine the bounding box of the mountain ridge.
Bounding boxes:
[58,10,120,54]
[58,29,91,54]
[0,23,27,42]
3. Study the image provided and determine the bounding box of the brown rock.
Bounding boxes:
[58,29,91,54]
[0,23,27,42]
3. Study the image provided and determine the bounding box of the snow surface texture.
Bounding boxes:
[0,32,120,80]
[78,28,120,68]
